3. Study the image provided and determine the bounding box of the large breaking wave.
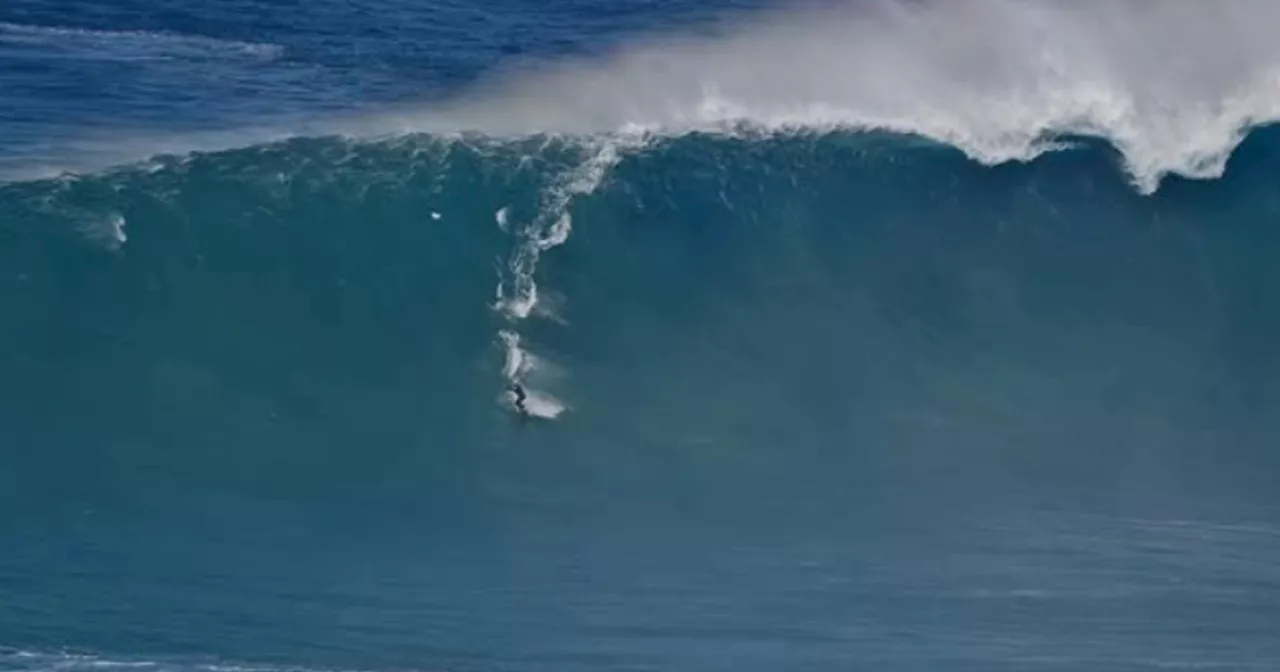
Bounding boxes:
[4,125,1280,488]
[7,5,1280,667]
[4,0,1280,485]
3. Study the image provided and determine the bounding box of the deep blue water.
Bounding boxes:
[3,2,1280,671]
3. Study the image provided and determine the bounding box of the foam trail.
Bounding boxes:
[497,330,566,419]
[499,330,528,381]
[487,143,632,411]
[0,21,283,61]
[360,0,1280,192]
[488,139,637,414]
[493,138,639,320]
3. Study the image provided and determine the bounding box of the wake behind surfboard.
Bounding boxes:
[500,331,566,420]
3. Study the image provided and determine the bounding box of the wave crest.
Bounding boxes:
[363,0,1280,193]
[10,1,1280,194]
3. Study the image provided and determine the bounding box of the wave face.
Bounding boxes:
[7,129,1280,671]
[4,127,1280,669]
[7,128,1280,467]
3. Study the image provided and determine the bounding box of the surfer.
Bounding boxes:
[510,382,530,416]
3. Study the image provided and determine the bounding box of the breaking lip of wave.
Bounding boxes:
[378,0,1280,194]
[8,0,1280,193]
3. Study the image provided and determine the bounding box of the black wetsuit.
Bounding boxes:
[511,383,529,415]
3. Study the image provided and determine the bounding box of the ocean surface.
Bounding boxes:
[4,1,1280,670]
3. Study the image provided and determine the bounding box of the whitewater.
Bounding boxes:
[11,0,1280,192]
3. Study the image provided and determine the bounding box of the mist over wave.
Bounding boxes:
[6,0,1280,194]
[352,0,1280,192]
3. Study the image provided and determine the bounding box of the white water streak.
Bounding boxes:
[494,137,642,320]
[0,20,283,61]
[497,329,566,419]
[489,138,643,415]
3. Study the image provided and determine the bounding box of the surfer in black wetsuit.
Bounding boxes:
[510,382,530,416]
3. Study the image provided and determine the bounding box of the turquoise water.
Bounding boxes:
[3,2,1280,670]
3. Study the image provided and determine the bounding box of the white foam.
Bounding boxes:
[371,0,1280,193]
[11,1,1280,192]
[493,137,640,321]
[499,329,528,380]
[521,390,567,419]
[109,213,127,246]
[0,21,283,61]
[62,210,129,251]
[497,330,567,418]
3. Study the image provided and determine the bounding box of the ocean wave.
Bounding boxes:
[342,0,1280,193]
[7,1,1280,194]
[2,113,1280,490]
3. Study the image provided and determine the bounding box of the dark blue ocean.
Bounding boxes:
[4,1,1280,670]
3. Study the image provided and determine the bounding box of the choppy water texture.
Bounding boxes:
[3,1,1280,671]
